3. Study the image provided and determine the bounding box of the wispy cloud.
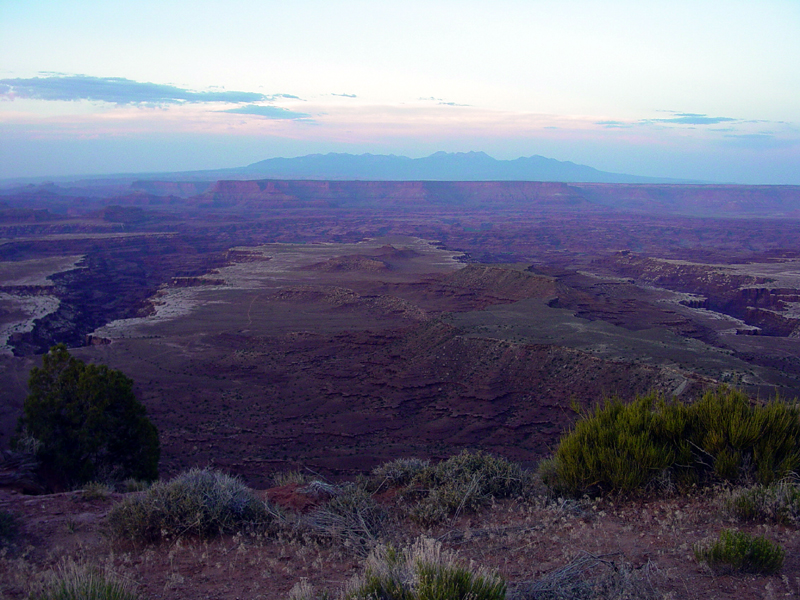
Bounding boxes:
[331,93,357,98]
[223,105,311,120]
[596,120,633,128]
[596,112,741,129]
[419,96,470,107]
[0,75,273,105]
[650,112,737,125]
[722,133,798,150]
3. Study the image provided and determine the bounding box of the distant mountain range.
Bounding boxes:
[0,152,697,188]
[231,152,692,184]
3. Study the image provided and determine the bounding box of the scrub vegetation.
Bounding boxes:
[29,561,140,600]
[107,468,278,543]
[693,529,785,575]
[3,385,798,599]
[540,386,800,497]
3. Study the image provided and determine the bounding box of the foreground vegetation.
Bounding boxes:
[337,537,506,600]
[108,468,278,542]
[540,386,800,496]
[29,561,140,600]
[694,529,785,575]
[13,345,160,487]
[3,385,798,599]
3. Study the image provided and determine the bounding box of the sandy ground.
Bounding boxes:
[1,482,798,600]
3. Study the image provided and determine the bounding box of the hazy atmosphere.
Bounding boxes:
[2,0,799,183]
[4,3,800,598]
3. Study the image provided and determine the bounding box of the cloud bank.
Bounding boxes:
[0,75,269,105]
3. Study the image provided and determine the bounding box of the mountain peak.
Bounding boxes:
[239,152,689,183]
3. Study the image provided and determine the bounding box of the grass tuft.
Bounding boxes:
[30,560,139,600]
[119,478,150,493]
[107,467,277,542]
[726,480,800,525]
[273,469,309,487]
[343,536,505,600]
[81,482,113,500]
[693,529,784,575]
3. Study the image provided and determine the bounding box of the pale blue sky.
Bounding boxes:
[1,0,799,182]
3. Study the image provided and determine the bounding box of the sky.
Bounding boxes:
[1,0,799,183]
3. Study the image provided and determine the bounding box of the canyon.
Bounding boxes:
[1,179,799,484]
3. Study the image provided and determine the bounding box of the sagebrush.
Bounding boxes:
[107,467,276,542]
[387,450,530,524]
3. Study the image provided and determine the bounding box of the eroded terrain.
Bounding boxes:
[0,181,799,483]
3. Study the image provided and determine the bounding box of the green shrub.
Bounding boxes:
[402,450,529,524]
[0,510,20,546]
[541,396,679,496]
[30,561,139,600]
[343,537,505,600]
[694,529,784,575]
[542,386,800,496]
[107,467,276,542]
[14,344,159,486]
[726,481,800,525]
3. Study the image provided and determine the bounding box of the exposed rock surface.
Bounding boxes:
[1,182,799,483]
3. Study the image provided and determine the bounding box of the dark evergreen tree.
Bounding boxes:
[15,344,159,485]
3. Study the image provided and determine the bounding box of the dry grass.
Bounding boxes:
[341,536,506,600]
[28,559,140,600]
[2,452,800,599]
[510,552,659,600]
[300,484,388,555]
[725,480,800,525]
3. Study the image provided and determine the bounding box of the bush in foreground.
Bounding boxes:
[340,537,505,600]
[371,457,430,488]
[303,484,387,554]
[30,561,139,600]
[542,386,800,496]
[693,529,784,575]
[384,450,529,524]
[726,480,800,525]
[107,467,276,542]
